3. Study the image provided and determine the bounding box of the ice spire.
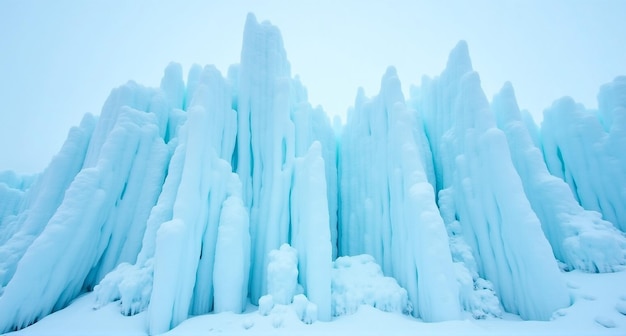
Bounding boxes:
[493,82,626,272]
[414,43,570,320]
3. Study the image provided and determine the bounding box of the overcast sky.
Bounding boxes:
[1,1,625,174]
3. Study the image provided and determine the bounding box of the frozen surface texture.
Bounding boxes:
[411,41,570,320]
[331,255,410,317]
[541,77,626,232]
[1,14,625,335]
[339,67,460,321]
[493,82,626,273]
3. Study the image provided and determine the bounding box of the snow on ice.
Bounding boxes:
[1,13,626,335]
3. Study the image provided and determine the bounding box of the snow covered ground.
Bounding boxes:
[5,268,626,336]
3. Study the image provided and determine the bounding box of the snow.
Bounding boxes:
[266,244,299,305]
[5,270,626,336]
[331,254,409,316]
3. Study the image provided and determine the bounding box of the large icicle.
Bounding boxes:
[236,14,295,304]
[291,78,338,259]
[291,141,332,321]
[213,195,250,314]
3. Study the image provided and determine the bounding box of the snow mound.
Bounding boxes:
[331,255,410,316]
[93,261,153,316]
[267,244,299,305]
[258,293,318,325]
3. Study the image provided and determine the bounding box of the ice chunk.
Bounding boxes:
[258,295,274,316]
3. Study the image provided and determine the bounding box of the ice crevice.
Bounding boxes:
[1,13,626,334]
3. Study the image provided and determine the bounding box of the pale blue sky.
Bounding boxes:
[1,1,625,173]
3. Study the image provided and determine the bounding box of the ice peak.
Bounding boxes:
[493,81,522,128]
[241,12,290,79]
[444,40,473,81]
[384,66,398,78]
[245,12,258,27]
[380,66,405,107]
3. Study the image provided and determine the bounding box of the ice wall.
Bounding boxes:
[94,63,246,334]
[541,77,626,232]
[1,13,625,334]
[493,82,626,272]
[340,67,460,322]
[237,14,336,304]
[0,82,171,332]
[412,41,570,320]
[97,13,335,332]
[0,115,94,292]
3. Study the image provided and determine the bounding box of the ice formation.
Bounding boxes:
[409,42,572,320]
[1,12,626,335]
[340,67,460,321]
[493,82,626,273]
